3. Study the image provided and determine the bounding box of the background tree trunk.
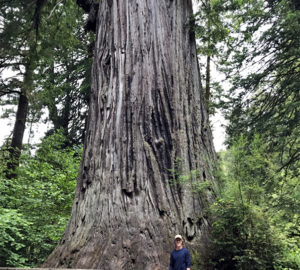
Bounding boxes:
[205,54,211,105]
[5,59,33,178]
[43,0,216,269]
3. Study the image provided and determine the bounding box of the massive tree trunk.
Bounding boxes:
[44,0,216,269]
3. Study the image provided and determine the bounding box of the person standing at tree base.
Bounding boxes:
[169,235,191,270]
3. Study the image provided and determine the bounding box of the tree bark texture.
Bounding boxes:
[44,0,216,269]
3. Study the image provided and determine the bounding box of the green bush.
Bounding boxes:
[0,131,81,266]
[209,199,284,269]
[0,208,31,266]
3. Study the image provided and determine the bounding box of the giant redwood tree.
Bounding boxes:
[43,0,216,269]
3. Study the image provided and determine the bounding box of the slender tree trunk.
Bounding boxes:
[44,0,216,269]
[6,60,33,178]
[205,54,211,105]
[205,0,211,110]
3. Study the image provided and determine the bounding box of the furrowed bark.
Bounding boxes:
[43,0,216,269]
